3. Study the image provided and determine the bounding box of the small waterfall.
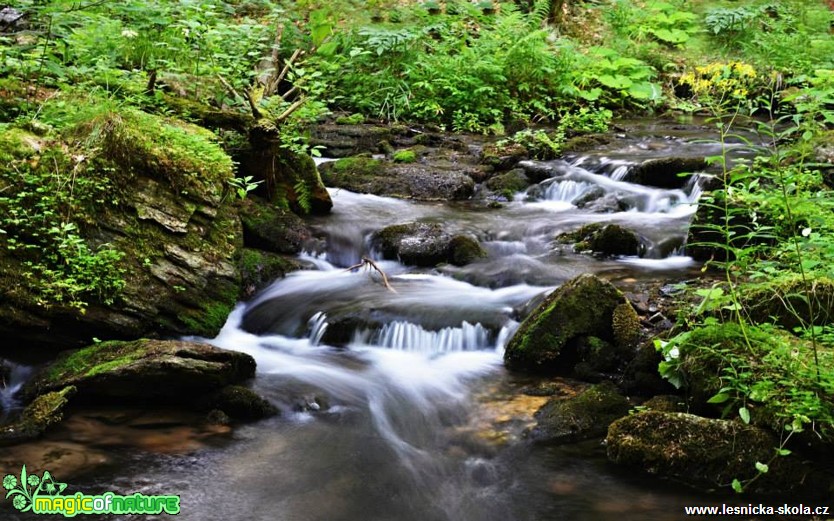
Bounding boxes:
[543,180,591,202]
[356,321,494,353]
[1,361,33,416]
[307,312,329,346]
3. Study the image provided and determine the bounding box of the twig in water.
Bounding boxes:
[344,257,396,292]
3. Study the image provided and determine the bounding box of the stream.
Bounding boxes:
[4,122,759,520]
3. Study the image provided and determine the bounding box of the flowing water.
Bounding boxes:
[4,123,758,520]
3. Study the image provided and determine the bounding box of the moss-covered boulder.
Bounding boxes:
[738,276,834,332]
[0,386,75,446]
[238,196,311,255]
[606,411,830,496]
[557,223,644,257]
[23,339,256,404]
[320,155,475,201]
[237,248,304,298]
[480,142,529,171]
[627,157,707,189]
[371,223,486,267]
[0,106,245,349]
[200,385,278,421]
[529,381,630,444]
[485,169,531,199]
[621,341,677,396]
[504,274,639,373]
[240,130,333,215]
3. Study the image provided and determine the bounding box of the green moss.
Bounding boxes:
[43,341,145,383]
[393,149,417,163]
[0,127,42,162]
[504,274,627,372]
[238,248,301,295]
[335,113,365,125]
[612,302,640,348]
[532,381,630,443]
[178,280,239,336]
[448,235,487,266]
[328,156,384,177]
[485,170,529,195]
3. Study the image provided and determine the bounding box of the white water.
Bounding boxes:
[0,361,32,416]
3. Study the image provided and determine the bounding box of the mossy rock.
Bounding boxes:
[480,142,528,171]
[621,341,676,396]
[485,169,530,198]
[606,411,830,496]
[627,157,707,189]
[200,385,278,421]
[612,302,641,348]
[0,386,76,446]
[392,149,417,163]
[738,276,834,332]
[448,235,488,266]
[561,134,610,154]
[24,339,256,404]
[0,103,244,349]
[320,156,475,201]
[558,223,643,257]
[239,196,311,254]
[530,381,630,444]
[238,248,303,298]
[504,274,633,373]
[0,127,43,163]
[641,395,687,413]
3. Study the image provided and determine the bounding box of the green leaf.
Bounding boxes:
[754,461,769,473]
[777,448,792,456]
[707,392,731,404]
[597,74,633,90]
[628,82,662,101]
[739,407,750,424]
[731,479,743,493]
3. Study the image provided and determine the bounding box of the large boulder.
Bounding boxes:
[529,381,630,444]
[627,157,707,189]
[371,223,486,267]
[238,196,311,254]
[0,108,245,350]
[23,339,256,403]
[504,274,640,373]
[320,156,475,201]
[606,411,830,496]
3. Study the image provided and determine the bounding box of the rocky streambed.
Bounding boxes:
[2,118,831,519]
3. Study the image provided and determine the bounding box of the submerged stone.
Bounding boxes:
[530,381,629,444]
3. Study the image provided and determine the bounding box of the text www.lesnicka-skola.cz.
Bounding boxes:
[684,504,830,516]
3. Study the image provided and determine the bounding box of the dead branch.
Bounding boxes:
[275,97,306,123]
[345,257,396,292]
[217,74,244,104]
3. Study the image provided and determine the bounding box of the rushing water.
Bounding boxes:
[5,124,756,520]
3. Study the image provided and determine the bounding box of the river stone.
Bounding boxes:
[557,223,644,257]
[485,169,531,198]
[529,381,630,444]
[200,385,278,421]
[371,223,486,267]
[627,157,707,189]
[0,386,76,446]
[606,411,830,496]
[504,274,637,373]
[320,156,475,201]
[23,339,256,404]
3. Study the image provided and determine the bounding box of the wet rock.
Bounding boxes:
[201,385,278,421]
[371,223,485,267]
[530,382,630,444]
[557,223,645,257]
[504,274,637,373]
[320,156,476,201]
[485,169,531,198]
[239,196,311,254]
[606,411,830,496]
[308,123,395,157]
[1,386,75,446]
[560,134,610,154]
[24,339,256,404]
[640,395,686,413]
[448,235,488,266]
[237,248,304,298]
[627,157,707,189]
